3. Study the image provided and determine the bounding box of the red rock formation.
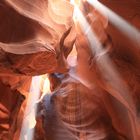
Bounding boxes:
[0,0,76,75]
[0,0,140,140]
[75,1,140,139]
[0,0,75,139]
[39,73,125,140]
[0,78,31,140]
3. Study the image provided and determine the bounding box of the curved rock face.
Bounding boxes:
[39,73,124,140]
[0,0,75,139]
[0,80,26,140]
[100,0,140,116]
[0,0,76,76]
[1,0,140,140]
[75,1,140,140]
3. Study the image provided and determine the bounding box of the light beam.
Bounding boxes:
[72,0,135,114]
[20,76,42,140]
[87,0,140,47]
[72,1,138,138]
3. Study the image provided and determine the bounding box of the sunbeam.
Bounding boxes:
[17,1,140,139]
[71,1,139,138]
[40,74,51,99]
[87,0,140,47]
[72,0,135,115]
[20,76,42,140]
[19,75,51,140]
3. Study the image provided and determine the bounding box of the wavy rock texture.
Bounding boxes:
[75,1,140,140]
[0,0,140,140]
[0,0,75,75]
[0,0,75,139]
[0,79,29,140]
[37,1,140,140]
[39,73,124,140]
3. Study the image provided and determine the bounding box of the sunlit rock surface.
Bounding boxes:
[75,1,140,139]
[0,0,75,139]
[38,73,124,140]
[0,0,140,140]
[0,0,75,75]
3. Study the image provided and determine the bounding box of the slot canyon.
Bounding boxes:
[0,0,140,140]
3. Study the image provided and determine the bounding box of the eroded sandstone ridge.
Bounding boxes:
[0,0,140,140]
[0,0,75,139]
